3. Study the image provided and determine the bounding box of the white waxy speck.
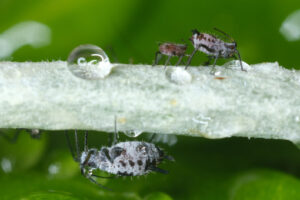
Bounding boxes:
[214,71,222,76]
[67,44,113,80]
[1,158,12,173]
[165,67,192,84]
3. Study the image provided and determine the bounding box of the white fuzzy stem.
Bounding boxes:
[0,61,299,144]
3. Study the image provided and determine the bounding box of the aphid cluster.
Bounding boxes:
[65,117,173,190]
[153,28,246,74]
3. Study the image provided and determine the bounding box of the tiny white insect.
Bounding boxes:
[65,117,173,190]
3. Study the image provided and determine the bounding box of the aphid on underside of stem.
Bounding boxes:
[65,117,174,190]
[153,42,188,68]
[185,28,246,74]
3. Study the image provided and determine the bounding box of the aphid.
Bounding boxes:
[153,42,188,68]
[65,117,173,190]
[185,28,246,74]
[0,129,41,143]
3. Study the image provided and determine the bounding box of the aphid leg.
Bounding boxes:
[149,133,157,143]
[175,55,184,66]
[74,130,81,161]
[92,174,116,179]
[84,131,88,153]
[65,131,78,161]
[210,54,220,75]
[185,47,199,69]
[164,55,172,69]
[0,129,21,143]
[153,51,162,66]
[148,166,169,174]
[236,50,246,72]
[111,115,119,146]
[203,56,213,66]
[87,176,113,191]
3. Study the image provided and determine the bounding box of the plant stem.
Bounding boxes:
[0,61,299,144]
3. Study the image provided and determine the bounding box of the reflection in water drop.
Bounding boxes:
[165,67,192,84]
[149,134,178,146]
[1,158,12,173]
[280,10,300,41]
[67,44,113,79]
[0,21,51,59]
[124,130,143,138]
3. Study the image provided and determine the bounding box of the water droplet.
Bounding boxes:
[295,116,300,122]
[223,60,251,71]
[165,67,192,84]
[67,44,113,79]
[124,130,143,138]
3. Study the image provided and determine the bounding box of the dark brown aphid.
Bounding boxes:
[185,28,246,74]
[153,42,188,67]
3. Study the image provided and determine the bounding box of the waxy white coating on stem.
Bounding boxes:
[0,61,299,144]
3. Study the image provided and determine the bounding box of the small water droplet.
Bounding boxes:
[165,67,192,84]
[295,116,300,122]
[124,130,143,138]
[67,44,113,79]
[223,60,250,71]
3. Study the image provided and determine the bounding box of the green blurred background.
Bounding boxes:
[1,0,300,199]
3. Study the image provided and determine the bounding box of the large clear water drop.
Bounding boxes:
[67,44,113,79]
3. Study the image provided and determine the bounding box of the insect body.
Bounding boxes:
[153,42,187,68]
[185,28,246,74]
[65,117,172,190]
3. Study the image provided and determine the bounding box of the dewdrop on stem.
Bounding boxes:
[67,44,113,80]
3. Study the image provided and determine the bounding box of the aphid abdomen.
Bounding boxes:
[100,141,161,176]
[159,43,186,56]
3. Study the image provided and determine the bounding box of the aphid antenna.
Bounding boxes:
[88,176,113,191]
[112,115,119,145]
[74,130,81,161]
[213,27,235,43]
[84,130,88,153]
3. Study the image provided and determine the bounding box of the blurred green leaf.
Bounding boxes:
[0,130,47,173]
